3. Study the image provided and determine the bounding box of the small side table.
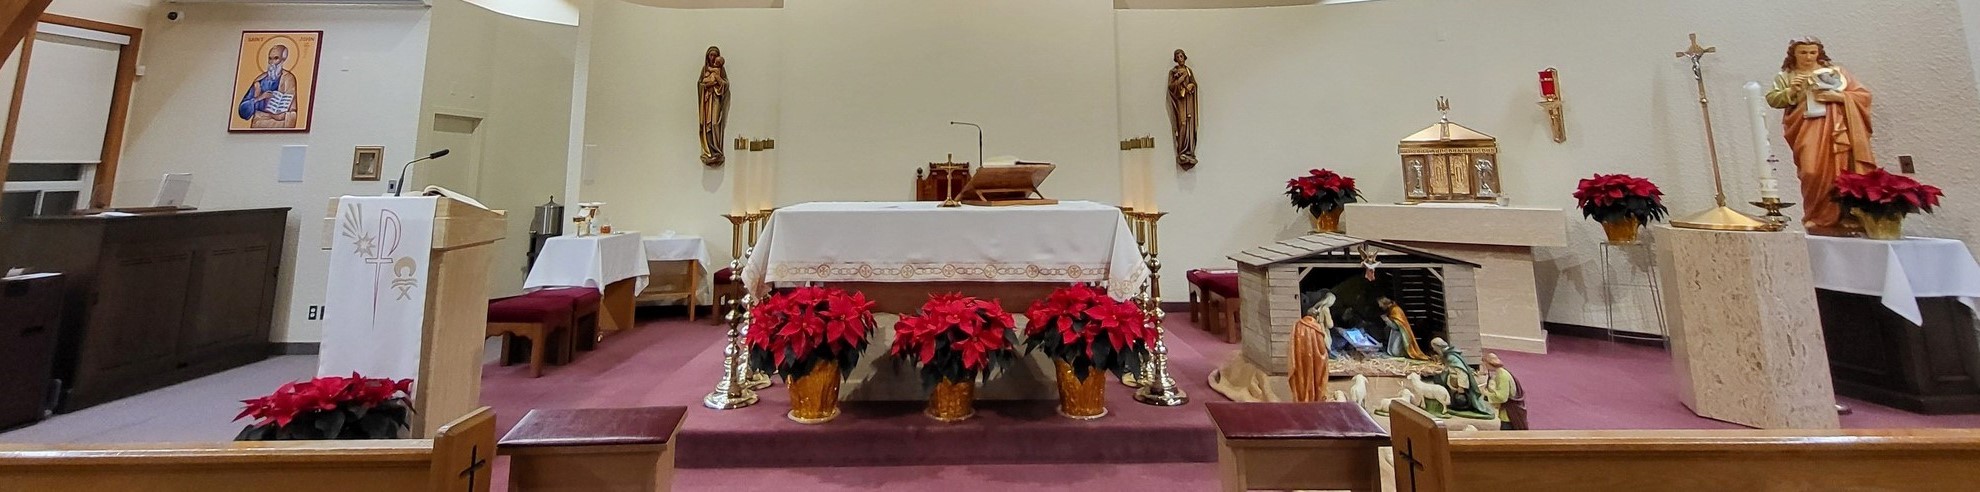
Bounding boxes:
[499,406,688,492]
[1206,402,1389,492]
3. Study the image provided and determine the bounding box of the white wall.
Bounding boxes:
[417,0,577,298]
[45,0,157,27]
[111,4,432,343]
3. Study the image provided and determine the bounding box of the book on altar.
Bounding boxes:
[957,162,1057,206]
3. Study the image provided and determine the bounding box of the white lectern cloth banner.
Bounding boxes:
[320,196,438,380]
[1807,235,1980,325]
[525,233,651,294]
[745,201,1150,301]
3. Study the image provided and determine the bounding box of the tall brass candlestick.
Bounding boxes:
[704,256,760,410]
[1120,211,1149,389]
[723,214,748,260]
[1669,33,1772,232]
[1134,212,1186,406]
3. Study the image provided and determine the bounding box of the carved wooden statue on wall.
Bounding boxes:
[1167,49,1199,170]
[698,46,731,167]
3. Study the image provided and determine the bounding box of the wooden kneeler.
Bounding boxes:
[1387,400,1980,491]
[1207,402,1388,492]
[0,407,498,492]
[499,406,688,492]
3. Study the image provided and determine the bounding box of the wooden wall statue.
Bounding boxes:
[698,46,730,167]
[1167,49,1198,170]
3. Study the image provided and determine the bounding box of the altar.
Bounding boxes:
[744,200,1150,400]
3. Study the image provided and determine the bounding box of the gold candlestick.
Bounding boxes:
[1669,33,1772,232]
[723,214,748,259]
[1120,210,1149,388]
[1134,212,1185,406]
[704,256,760,410]
[1749,197,1797,231]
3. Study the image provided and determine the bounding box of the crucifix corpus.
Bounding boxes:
[1669,33,1773,232]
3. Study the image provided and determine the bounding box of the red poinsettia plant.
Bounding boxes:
[1572,173,1669,225]
[1285,168,1363,216]
[891,293,1021,388]
[235,373,414,441]
[1835,169,1944,218]
[746,286,878,377]
[1023,284,1152,381]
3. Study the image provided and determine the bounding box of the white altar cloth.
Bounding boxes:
[745,201,1149,300]
[1807,236,1980,325]
[525,233,650,294]
[642,234,715,298]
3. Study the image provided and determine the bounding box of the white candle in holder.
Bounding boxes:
[1121,143,1142,210]
[1744,82,1781,199]
[730,139,750,215]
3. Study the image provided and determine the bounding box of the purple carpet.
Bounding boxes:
[477,311,1980,490]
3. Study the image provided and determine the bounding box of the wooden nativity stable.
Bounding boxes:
[1229,234,1483,374]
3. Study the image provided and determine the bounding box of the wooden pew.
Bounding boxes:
[0,407,497,492]
[1388,401,1980,492]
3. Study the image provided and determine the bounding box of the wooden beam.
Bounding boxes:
[0,0,51,63]
[0,31,29,208]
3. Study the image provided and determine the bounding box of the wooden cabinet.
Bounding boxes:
[0,208,288,412]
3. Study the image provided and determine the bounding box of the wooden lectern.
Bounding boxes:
[323,197,506,436]
[957,163,1058,206]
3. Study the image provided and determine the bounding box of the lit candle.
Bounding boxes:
[1744,82,1781,199]
[730,137,750,215]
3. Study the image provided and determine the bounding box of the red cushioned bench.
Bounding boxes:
[499,406,688,492]
[1188,269,1240,343]
[710,266,739,325]
[534,287,603,352]
[1207,402,1389,492]
[487,293,575,378]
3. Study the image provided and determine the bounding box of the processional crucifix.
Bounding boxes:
[1670,33,1771,231]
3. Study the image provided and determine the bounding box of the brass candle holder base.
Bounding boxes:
[1670,205,1773,232]
[1749,198,1797,231]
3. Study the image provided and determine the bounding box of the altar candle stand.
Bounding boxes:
[1132,211,1187,406]
[704,256,761,410]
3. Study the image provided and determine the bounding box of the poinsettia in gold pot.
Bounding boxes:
[1835,169,1944,240]
[1286,168,1363,233]
[747,286,878,424]
[1023,284,1152,420]
[891,293,1019,423]
[1572,173,1669,244]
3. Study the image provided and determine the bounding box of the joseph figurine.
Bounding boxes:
[1765,38,1876,236]
[698,46,731,167]
[1288,291,1335,402]
[1167,49,1199,170]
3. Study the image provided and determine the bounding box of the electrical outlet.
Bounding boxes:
[307,305,323,320]
[1899,155,1916,174]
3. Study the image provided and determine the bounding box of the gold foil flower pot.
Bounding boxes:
[1055,361,1109,420]
[786,360,842,424]
[925,379,977,423]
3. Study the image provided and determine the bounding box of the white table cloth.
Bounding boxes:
[525,233,650,294]
[745,201,1149,300]
[642,235,716,298]
[1807,235,1980,325]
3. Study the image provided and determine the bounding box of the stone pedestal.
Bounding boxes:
[1345,203,1566,354]
[1654,226,1838,429]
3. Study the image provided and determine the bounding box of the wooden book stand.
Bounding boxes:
[957,163,1058,206]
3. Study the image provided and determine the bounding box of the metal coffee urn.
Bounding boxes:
[526,196,563,270]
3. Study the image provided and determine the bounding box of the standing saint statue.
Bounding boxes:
[1167,49,1199,170]
[698,46,731,167]
[1765,38,1876,236]
[1289,291,1336,402]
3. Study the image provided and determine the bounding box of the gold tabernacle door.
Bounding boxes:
[958,162,1059,206]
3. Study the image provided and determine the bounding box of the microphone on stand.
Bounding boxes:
[394,149,452,196]
[949,121,983,171]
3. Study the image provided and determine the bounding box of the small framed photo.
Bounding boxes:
[351,146,384,181]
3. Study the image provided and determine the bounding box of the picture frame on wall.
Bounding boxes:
[230,30,323,132]
[351,146,384,181]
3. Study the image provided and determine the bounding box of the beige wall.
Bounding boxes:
[45,0,156,27]
[417,0,577,298]
[110,5,433,343]
[578,0,1980,339]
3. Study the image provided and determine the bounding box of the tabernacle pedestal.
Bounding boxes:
[1654,226,1838,429]
[1345,203,1564,354]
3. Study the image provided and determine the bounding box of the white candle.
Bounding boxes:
[761,140,777,212]
[751,140,770,212]
[1744,82,1781,199]
[730,138,750,215]
[1140,145,1159,214]
[1121,144,1141,210]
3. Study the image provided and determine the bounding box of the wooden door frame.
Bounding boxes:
[0,13,142,214]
